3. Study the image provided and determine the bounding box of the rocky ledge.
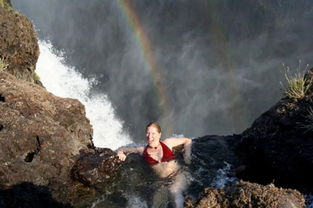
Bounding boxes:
[185,181,305,208]
[0,2,39,83]
[0,71,93,204]
[237,68,313,193]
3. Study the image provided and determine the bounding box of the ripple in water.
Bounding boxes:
[306,195,313,208]
[211,162,237,189]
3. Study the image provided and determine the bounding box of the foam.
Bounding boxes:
[36,41,132,149]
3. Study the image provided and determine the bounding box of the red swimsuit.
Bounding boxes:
[143,141,175,165]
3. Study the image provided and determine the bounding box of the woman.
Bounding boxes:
[117,122,192,208]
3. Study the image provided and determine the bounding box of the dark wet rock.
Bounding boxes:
[187,135,241,197]
[71,149,156,207]
[237,70,313,192]
[0,71,93,204]
[0,5,39,83]
[0,182,72,208]
[185,181,305,208]
[71,148,122,188]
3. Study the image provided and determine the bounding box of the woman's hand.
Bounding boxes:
[184,151,191,165]
[115,146,144,161]
[183,139,192,165]
[117,151,127,161]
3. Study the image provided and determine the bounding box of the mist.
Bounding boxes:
[13,0,313,142]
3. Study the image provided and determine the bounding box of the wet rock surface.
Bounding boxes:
[237,75,313,192]
[185,181,305,208]
[187,135,241,196]
[71,148,122,188]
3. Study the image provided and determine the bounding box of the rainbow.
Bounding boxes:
[116,0,173,135]
[116,0,247,134]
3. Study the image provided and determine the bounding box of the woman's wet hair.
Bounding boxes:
[146,122,161,133]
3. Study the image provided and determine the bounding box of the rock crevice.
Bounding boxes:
[24,136,41,163]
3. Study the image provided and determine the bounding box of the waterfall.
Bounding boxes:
[36,41,132,149]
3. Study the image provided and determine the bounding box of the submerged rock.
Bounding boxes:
[0,71,93,204]
[71,148,122,188]
[187,135,241,196]
[185,181,305,208]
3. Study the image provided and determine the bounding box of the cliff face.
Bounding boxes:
[0,71,94,202]
[0,3,95,205]
[0,4,39,83]
[0,1,311,207]
[237,69,313,193]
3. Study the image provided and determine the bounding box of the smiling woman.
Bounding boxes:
[116,121,192,208]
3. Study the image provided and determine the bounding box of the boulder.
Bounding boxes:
[237,69,313,192]
[71,148,122,188]
[0,71,93,203]
[187,135,242,196]
[185,181,305,208]
[0,6,39,83]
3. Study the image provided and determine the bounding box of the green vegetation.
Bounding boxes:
[33,72,41,82]
[0,58,8,71]
[281,64,312,99]
[0,0,21,15]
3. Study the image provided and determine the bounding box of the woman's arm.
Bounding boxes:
[163,137,192,164]
[116,146,144,161]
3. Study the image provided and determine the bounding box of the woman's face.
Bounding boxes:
[146,126,161,147]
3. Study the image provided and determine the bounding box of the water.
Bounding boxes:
[211,162,237,189]
[306,195,313,208]
[35,42,313,207]
[36,41,132,149]
[14,0,313,141]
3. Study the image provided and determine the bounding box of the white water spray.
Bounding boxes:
[36,41,132,149]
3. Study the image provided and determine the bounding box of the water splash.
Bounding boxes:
[211,162,237,189]
[125,194,148,208]
[306,195,313,208]
[36,41,132,149]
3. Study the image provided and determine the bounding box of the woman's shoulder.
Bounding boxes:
[162,137,191,149]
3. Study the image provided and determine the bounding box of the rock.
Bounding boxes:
[0,71,93,204]
[186,135,242,196]
[0,0,12,7]
[71,149,157,207]
[0,6,39,83]
[0,182,72,208]
[185,181,305,208]
[237,72,313,192]
[71,148,122,188]
[5,0,12,7]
